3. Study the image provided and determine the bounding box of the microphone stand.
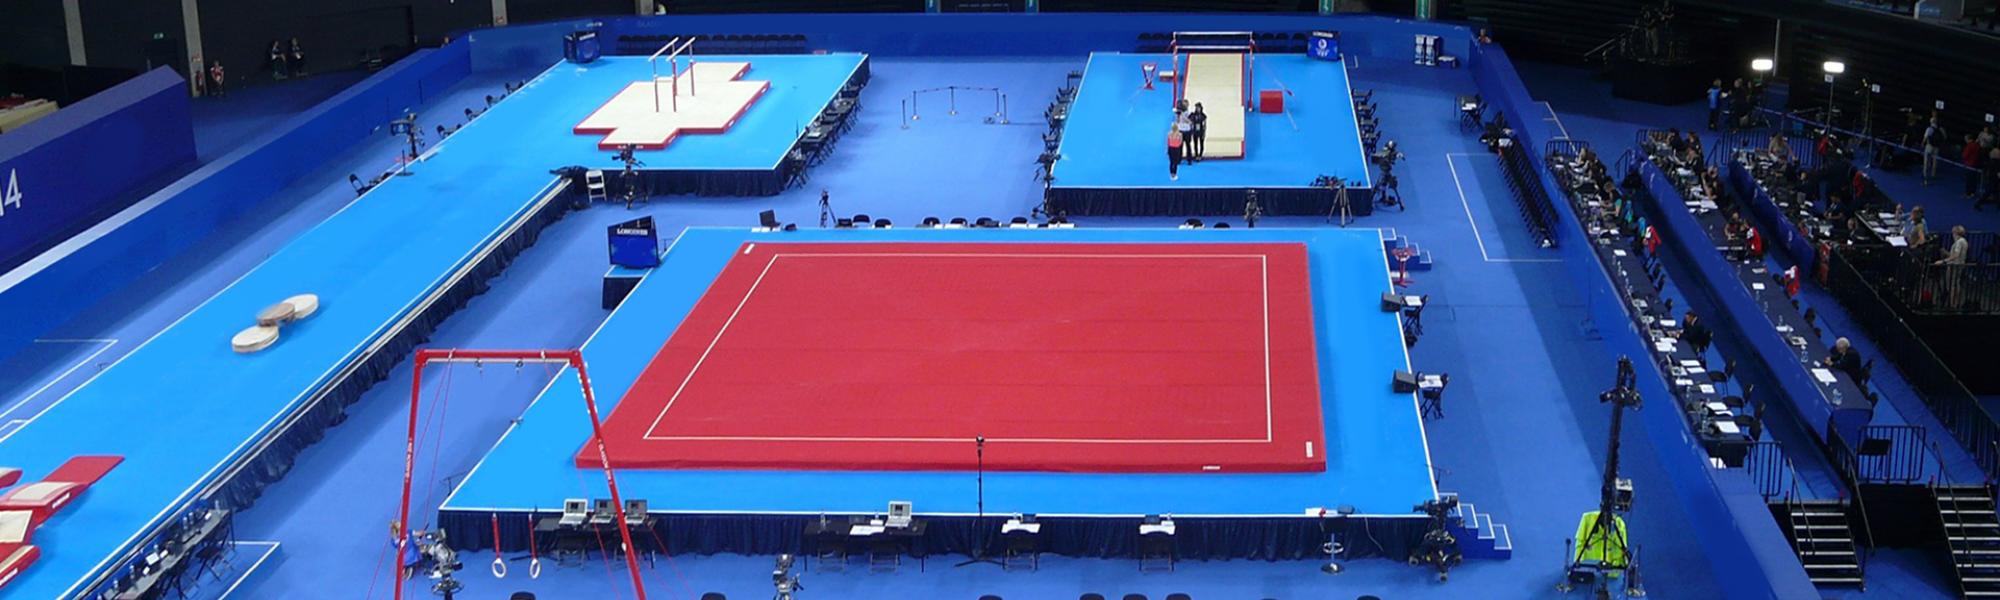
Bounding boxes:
[955,435,1002,567]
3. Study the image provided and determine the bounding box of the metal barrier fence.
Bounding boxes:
[1743,441,1797,501]
[1823,248,2000,483]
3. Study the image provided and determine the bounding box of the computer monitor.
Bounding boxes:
[562,498,588,516]
[590,499,615,523]
[887,501,913,528]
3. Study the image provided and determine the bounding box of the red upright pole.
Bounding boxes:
[392,351,439,600]
[571,352,650,600]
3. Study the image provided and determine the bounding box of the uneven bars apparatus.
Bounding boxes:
[392,349,649,600]
[1169,31,1256,110]
[649,37,696,113]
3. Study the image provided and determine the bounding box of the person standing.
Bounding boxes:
[1189,103,1208,162]
[1244,190,1263,228]
[1923,116,1945,185]
[1174,101,1194,164]
[289,38,307,78]
[268,40,288,80]
[207,60,227,96]
[1706,79,1722,130]
[1967,134,1988,202]
[1166,127,1184,181]
[1904,205,1930,247]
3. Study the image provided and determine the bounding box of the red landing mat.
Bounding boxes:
[584,242,1325,473]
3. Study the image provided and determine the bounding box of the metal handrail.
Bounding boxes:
[1933,441,1980,596]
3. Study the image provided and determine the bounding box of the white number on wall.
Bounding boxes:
[0,169,20,217]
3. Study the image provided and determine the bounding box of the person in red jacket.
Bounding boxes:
[1966,134,1986,200]
[1166,127,1184,181]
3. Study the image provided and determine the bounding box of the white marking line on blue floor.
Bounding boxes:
[214,541,282,600]
[1446,153,1562,264]
[0,338,119,422]
[1539,101,1571,139]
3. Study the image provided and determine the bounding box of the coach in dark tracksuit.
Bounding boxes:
[1189,103,1208,161]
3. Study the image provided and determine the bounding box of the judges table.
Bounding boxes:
[803,516,929,571]
[1638,153,1873,447]
[1546,152,1754,463]
[1724,151,1909,274]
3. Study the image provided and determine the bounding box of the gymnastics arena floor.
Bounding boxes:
[0,53,866,599]
[443,227,1436,525]
[1051,52,1372,190]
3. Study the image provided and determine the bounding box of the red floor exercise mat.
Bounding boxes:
[585,242,1325,473]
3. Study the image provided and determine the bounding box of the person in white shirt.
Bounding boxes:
[1937,225,1969,266]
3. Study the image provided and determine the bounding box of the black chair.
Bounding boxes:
[1420,374,1450,420]
[1123,595,1150,600]
[1722,384,1756,412]
[1137,530,1174,572]
[922,216,942,227]
[1733,415,1762,440]
[835,218,855,229]
[853,214,871,225]
[976,217,999,228]
[1708,360,1734,394]
[1166,595,1193,600]
[699,594,726,600]
[1402,294,1430,338]
[950,217,970,226]
[1080,595,1107,600]
[511,594,537,600]
[1213,222,1231,229]
[1183,218,1203,228]
[874,218,892,228]
[1010,216,1030,226]
[1001,528,1039,571]
[979,596,1003,600]
[1859,358,1876,388]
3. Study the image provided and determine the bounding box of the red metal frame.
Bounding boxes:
[394,349,647,600]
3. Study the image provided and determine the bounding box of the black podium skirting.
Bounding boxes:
[630,168,789,196]
[1046,186,1375,218]
[440,509,1429,561]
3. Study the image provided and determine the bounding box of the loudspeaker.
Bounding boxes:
[1392,370,1419,393]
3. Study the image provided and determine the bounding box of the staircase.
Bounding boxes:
[1782,499,1865,589]
[1440,492,1514,560]
[1380,229,1436,272]
[1935,484,2000,598]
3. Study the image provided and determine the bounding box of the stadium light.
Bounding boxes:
[1821,61,1846,75]
[1751,58,1773,73]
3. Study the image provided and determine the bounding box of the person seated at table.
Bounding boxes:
[1680,311,1713,355]
[1724,211,1751,242]
[1767,132,1790,162]
[1482,112,1512,153]
[1823,337,1864,382]
[1827,196,1856,240]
